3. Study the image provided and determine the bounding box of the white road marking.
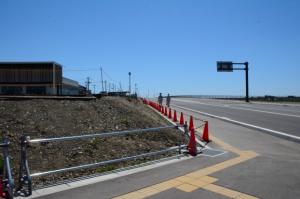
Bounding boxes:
[172,104,300,142]
[233,104,300,114]
[173,99,300,118]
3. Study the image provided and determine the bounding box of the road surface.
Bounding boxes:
[172,98,300,140]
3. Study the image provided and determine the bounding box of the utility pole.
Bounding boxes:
[85,77,91,94]
[93,84,96,94]
[128,72,131,94]
[135,83,137,94]
[104,80,107,92]
[119,82,122,92]
[100,67,104,92]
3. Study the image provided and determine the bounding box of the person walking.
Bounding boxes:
[166,93,171,107]
[158,93,163,106]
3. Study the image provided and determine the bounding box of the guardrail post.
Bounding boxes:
[182,122,189,154]
[183,121,189,141]
[16,136,32,197]
[1,136,14,199]
[174,125,182,154]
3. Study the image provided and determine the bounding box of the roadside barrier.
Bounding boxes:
[0,137,14,199]
[175,110,210,143]
[0,178,3,199]
[16,125,187,197]
[173,110,178,122]
[202,121,210,142]
[189,116,194,131]
[168,108,172,119]
[179,112,184,125]
[187,128,197,156]
[142,98,211,155]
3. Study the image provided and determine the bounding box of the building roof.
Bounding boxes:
[0,61,62,68]
[62,77,80,87]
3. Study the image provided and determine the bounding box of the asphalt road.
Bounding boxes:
[172,98,300,139]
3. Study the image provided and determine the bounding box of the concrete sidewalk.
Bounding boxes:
[30,150,235,199]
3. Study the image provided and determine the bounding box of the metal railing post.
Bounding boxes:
[181,122,189,154]
[174,125,182,154]
[1,136,14,199]
[16,136,32,197]
[183,121,189,141]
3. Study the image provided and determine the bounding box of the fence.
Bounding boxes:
[15,124,187,197]
[0,98,206,199]
[0,137,14,199]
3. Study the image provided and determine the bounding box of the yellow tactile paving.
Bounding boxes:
[202,183,260,199]
[202,183,223,192]
[185,178,210,187]
[114,191,144,199]
[174,175,194,183]
[185,151,258,180]
[236,194,260,199]
[176,183,198,192]
[197,176,218,184]
[113,132,260,199]
[209,134,244,155]
[137,187,160,197]
[222,189,242,198]
[151,180,182,192]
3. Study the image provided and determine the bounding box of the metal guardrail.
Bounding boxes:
[30,145,186,178]
[28,125,176,144]
[1,137,14,199]
[16,124,187,197]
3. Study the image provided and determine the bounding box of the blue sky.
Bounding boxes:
[1,0,300,97]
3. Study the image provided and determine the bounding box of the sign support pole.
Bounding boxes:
[217,61,250,103]
[245,62,249,102]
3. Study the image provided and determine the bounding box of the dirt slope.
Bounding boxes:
[0,97,182,187]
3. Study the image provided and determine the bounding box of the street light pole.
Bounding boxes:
[128,72,131,94]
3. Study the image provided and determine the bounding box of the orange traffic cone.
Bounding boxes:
[202,121,210,142]
[0,177,5,199]
[173,110,178,122]
[179,112,184,125]
[161,106,165,114]
[168,108,172,119]
[189,116,194,131]
[164,107,168,116]
[188,128,197,156]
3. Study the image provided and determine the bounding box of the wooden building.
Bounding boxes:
[0,62,80,95]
